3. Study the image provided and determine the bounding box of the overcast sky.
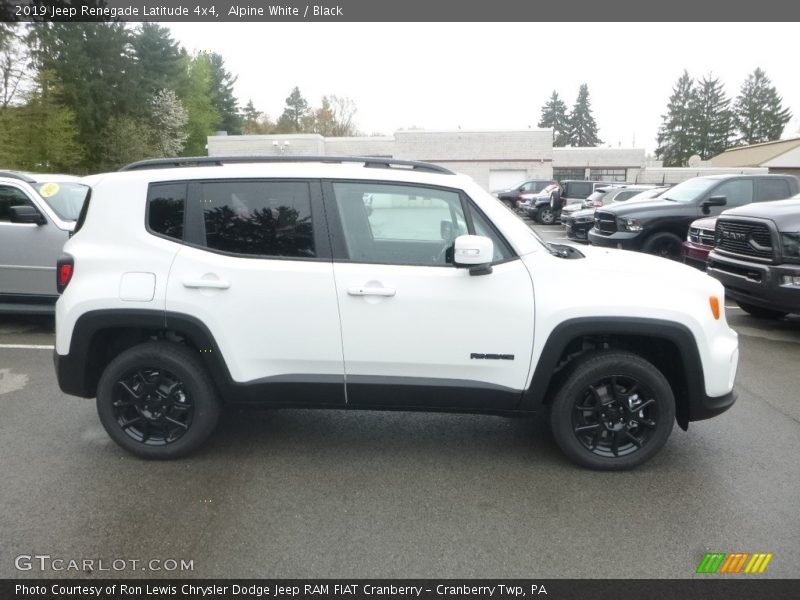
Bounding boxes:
[166,22,800,154]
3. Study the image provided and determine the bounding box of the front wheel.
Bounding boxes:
[536,206,557,225]
[96,342,221,459]
[549,351,676,470]
[642,232,683,260]
[737,302,788,319]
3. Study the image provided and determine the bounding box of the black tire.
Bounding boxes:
[549,351,675,470]
[641,232,683,261]
[736,301,788,320]
[96,341,220,459]
[537,206,556,225]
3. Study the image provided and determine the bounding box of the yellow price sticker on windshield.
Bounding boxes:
[39,182,60,198]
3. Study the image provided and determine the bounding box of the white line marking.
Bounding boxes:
[0,344,55,350]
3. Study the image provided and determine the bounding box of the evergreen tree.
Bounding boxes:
[690,74,733,160]
[130,23,186,99]
[277,86,308,133]
[655,71,696,167]
[538,90,570,147]
[28,21,139,169]
[567,84,602,146]
[240,99,275,134]
[733,68,792,146]
[207,52,241,135]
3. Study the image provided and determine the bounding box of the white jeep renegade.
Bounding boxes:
[54,157,739,469]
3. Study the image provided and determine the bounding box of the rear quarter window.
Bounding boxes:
[756,179,791,202]
[147,183,186,242]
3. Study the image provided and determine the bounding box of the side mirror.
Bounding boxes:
[454,235,494,276]
[10,205,47,225]
[701,195,727,214]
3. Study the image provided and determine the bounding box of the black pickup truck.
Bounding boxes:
[707,197,800,318]
[588,174,800,260]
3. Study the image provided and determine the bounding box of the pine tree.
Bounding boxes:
[733,68,792,146]
[130,23,186,99]
[538,91,570,147]
[567,84,602,146]
[690,74,733,160]
[207,52,241,135]
[655,71,696,167]
[277,86,308,133]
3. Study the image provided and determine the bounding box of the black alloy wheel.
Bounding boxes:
[96,342,220,459]
[642,232,683,261]
[112,367,193,446]
[549,351,675,470]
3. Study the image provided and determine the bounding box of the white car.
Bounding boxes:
[54,156,738,469]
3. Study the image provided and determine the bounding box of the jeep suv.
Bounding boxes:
[0,171,90,314]
[54,156,739,470]
[707,197,800,319]
[588,174,800,260]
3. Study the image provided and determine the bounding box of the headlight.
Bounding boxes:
[618,217,643,232]
[781,232,800,262]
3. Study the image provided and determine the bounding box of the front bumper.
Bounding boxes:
[690,388,738,422]
[587,228,643,250]
[707,252,800,314]
[565,221,592,241]
[681,240,711,270]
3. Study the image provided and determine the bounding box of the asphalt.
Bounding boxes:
[1,221,798,580]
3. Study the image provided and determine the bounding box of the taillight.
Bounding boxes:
[593,200,603,207]
[57,254,74,293]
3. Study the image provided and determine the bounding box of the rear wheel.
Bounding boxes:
[549,351,675,470]
[96,342,220,459]
[737,302,788,320]
[642,232,683,260]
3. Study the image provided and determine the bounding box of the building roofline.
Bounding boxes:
[716,137,800,155]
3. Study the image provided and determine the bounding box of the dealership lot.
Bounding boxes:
[1,221,798,579]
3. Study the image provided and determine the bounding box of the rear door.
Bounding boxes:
[164,179,345,404]
[325,180,535,410]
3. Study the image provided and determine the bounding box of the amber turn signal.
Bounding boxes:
[709,295,720,320]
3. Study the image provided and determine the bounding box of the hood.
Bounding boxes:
[577,243,713,284]
[599,198,689,216]
[690,216,717,230]
[721,198,800,231]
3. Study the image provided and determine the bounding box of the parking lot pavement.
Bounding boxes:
[1,244,799,579]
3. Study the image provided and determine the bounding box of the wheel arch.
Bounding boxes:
[521,317,705,430]
[56,309,233,399]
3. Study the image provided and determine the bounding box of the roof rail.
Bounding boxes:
[119,155,455,175]
[0,170,37,183]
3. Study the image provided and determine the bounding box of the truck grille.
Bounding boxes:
[593,211,617,235]
[689,226,715,247]
[715,219,774,261]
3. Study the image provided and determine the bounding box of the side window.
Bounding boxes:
[712,179,753,208]
[756,179,790,202]
[147,183,185,241]
[333,182,465,266]
[615,191,640,202]
[520,182,534,191]
[201,181,314,258]
[469,206,513,262]
[0,185,35,222]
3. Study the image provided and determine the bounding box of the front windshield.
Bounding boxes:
[660,179,717,203]
[34,182,90,221]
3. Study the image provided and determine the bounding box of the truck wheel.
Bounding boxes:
[96,342,221,459]
[549,351,675,470]
[537,207,556,225]
[736,302,788,320]
[642,232,683,260]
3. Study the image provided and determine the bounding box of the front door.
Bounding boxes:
[325,180,535,410]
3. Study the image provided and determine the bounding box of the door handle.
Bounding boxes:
[183,279,230,289]
[347,286,396,297]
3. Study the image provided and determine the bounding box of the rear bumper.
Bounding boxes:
[54,349,94,398]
